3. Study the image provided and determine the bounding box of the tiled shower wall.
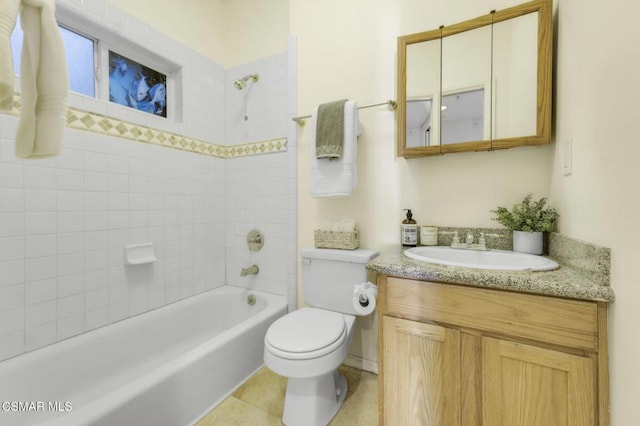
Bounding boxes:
[0,118,226,361]
[224,44,298,313]
[0,1,296,362]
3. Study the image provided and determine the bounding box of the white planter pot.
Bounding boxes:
[512,230,543,255]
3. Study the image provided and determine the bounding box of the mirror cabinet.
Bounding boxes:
[397,0,552,157]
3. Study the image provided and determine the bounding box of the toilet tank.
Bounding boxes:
[300,247,379,315]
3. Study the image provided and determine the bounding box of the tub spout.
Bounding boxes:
[240,265,259,277]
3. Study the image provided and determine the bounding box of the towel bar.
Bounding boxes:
[292,100,396,127]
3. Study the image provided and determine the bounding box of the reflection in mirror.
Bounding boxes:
[492,12,538,139]
[405,38,441,147]
[406,99,433,147]
[441,89,484,145]
[396,0,552,157]
[441,25,492,145]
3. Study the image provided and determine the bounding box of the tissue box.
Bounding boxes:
[314,230,359,250]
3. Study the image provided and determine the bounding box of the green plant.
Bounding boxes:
[491,194,559,232]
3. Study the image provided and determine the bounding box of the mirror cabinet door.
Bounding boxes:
[406,39,441,149]
[396,0,552,158]
[492,11,539,140]
[441,24,492,150]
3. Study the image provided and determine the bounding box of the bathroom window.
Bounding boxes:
[11,21,96,97]
[108,51,167,118]
[10,13,181,122]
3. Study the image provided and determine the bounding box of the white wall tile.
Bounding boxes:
[58,252,85,276]
[85,211,109,231]
[0,188,24,212]
[57,314,84,340]
[0,332,24,361]
[25,189,57,212]
[0,236,24,262]
[25,301,55,329]
[25,256,56,282]
[57,211,84,233]
[85,287,108,311]
[55,148,83,170]
[0,284,24,312]
[26,234,57,258]
[0,259,25,287]
[0,212,24,237]
[84,172,108,192]
[24,166,56,189]
[57,169,84,191]
[57,273,84,298]
[25,322,56,352]
[57,294,84,319]
[85,307,108,331]
[0,164,23,188]
[25,212,57,235]
[0,307,24,336]
[85,191,109,211]
[25,279,56,305]
[57,191,84,211]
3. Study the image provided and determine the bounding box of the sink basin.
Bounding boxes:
[404,246,559,271]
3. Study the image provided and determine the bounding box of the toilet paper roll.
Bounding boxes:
[353,282,378,315]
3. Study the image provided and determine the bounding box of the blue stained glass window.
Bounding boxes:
[11,21,95,97]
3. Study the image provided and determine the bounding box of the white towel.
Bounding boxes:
[311,100,359,197]
[16,0,69,158]
[0,0,20,111]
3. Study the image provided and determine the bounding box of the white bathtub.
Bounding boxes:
[0,286,287,426]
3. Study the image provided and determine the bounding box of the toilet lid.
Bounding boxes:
[266,308,346,355]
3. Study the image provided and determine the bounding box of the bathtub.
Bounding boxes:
[0,286,287,426]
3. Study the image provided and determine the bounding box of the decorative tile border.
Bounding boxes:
[5,95,287,159]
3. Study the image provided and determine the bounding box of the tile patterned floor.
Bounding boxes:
[196,365,378,425]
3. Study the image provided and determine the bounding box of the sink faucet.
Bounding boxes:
[240,265,259,277]
[466,232,474,245]
[450,231,488,251]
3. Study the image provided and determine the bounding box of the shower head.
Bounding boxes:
[233,74,259,90]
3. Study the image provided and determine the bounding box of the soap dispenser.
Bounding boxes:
[401,209,418,247]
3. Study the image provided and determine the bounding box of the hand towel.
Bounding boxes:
[311,101,359,197]
[0,0,20,111]
[315,99,346,159]
[16,0,69,158]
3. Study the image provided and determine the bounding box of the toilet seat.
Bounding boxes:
[265,308,347,360]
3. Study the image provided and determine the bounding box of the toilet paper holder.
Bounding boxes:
[353,282,378,315]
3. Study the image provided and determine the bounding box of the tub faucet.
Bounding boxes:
[241,265,259,277]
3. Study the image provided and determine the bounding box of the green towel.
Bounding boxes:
[316,99,347,159]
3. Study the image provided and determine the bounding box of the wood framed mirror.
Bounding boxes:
[397,0,552,158]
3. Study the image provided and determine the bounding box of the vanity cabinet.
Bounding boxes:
[377,276,609,426]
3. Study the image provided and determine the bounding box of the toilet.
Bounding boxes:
[264,247,379,426]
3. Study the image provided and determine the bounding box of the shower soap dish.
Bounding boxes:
[124,243,157,265]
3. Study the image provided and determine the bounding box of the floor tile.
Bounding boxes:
[195,396,282,426]
[197,365,378,426]
[232,367,287,418]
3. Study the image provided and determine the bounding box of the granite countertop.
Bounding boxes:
[367,246,615,303]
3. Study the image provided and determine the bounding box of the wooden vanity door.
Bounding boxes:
[382,316,461,426]
[482,336,595,426]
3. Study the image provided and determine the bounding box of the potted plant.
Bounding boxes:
[491,194,559,255]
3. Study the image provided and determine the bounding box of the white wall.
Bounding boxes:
[551,0,640,423]
[108,0,290,69]
[292,0,552,368]
[106,0,228,65]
